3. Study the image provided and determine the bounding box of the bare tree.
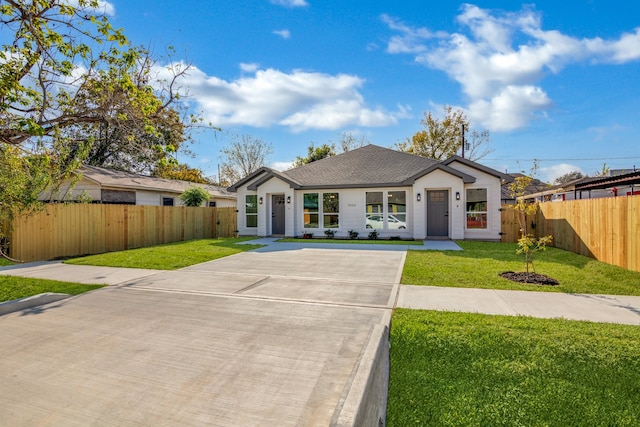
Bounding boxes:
[219,133,273,186]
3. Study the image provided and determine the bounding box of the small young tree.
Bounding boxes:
[179,187,211,207]
[508,162,553,278]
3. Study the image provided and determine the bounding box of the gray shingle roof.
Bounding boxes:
[280,145,442,187]
[229,145,515,191]
[80,165,236,199]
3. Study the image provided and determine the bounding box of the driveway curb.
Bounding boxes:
[0,292,71,316]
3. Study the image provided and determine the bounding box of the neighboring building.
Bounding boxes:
[229,145,512,240]
[523,169,640,202]
[501,173,550,204]
[42,165,236,207]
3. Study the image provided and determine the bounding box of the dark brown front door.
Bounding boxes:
[427,190,449,237]
[271,195,285,235]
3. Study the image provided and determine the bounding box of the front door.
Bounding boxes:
[427,190,449,238]
[271,195,285,235]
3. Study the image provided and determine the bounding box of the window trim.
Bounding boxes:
[365,190,408,231]
[465,188,488,230]
[303,192,341,229]
[245,194,258,228]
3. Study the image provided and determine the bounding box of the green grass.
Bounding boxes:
[388,309,640,426]
[0,258,14,267]
[402,241,640,295]
[277,238,423,245]
[64,237,264,270]
[0,276,104,302]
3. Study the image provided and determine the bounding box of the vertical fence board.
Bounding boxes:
[502,197,640,273]
[7,205,237,262]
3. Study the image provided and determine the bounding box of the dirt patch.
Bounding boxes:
[500,271,560,286]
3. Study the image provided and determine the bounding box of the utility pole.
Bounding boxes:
[461,123,465,158]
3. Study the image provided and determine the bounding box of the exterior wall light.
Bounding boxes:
[456,192,461,200]
[286,196,291,204]
[416,193,421,202]
[259,197,263,204]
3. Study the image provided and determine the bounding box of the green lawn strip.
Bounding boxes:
[64,237,264,270]
[277,238,422,245]
[402,240,640,296]
[0,259,14,267]
[388,309,640,427]
[0,275,104,302]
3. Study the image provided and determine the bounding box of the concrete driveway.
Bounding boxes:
[0,244,405,426]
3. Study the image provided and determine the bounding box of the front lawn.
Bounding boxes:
[387,309,640,426]
[277,238,422,245]
[402,241,640,295]
[64,237,264,270]
[0,275,104,302]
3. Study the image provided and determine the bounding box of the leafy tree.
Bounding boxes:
[154,163,211,184]
[0,0,191,259]
[508,161,553,278]
[219,133,273,186]
[397,105,492,161]
[594,162,610,177]
[292,143,336,167]
[179,187,211,207]
[81,52,202,174]
[553,171,584,185]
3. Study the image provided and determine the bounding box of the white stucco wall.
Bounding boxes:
[293,187,414,239]
[256,178,294,236]
[413,170,465,240]
[447,161,503,241]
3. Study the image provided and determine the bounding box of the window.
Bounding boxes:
[245,195,258,228]
[303,193,319,228]
[387,191,406,229]
[366,191,407,230]
[466,188,487,229]
[209,201,216,207]
[162,197,174,206]
[323,193,339,228]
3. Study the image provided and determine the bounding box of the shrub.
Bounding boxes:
[348,229,359,240]
[324,229,335,239]
[179,187,211,207]
[368,229,378,240]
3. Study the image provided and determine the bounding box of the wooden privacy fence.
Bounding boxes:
[501,197,640,272]
[6,204,237,262]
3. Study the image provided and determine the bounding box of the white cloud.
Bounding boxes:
[66,0,115,16]
[269,0,308,7]
[271,161,293,171]
[383,4,640,132]
[273,29,291,39]
[239,62,259,73]
[156,64,401,131]
[540,164,584,183]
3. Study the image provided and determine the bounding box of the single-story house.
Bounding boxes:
[501,173,550,204]
[42,165,237,207]
[522,169,640,202]
[229,145,512,240]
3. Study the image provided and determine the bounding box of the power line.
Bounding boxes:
[485,156,640,162]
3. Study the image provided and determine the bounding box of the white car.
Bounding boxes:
[366,214,406,230]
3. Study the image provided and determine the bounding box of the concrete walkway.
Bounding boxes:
[397,285,640,325]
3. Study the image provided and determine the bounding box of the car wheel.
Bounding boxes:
[399,226,406,229]
[366,224,372,229]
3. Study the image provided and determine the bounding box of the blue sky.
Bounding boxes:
[107,0,640,182]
